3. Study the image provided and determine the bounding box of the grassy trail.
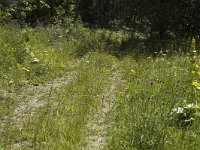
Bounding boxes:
[0,53,119,149]
[13,71,78,127]
[85,64,122,150]
[12,59,83,128]
[3,62,81,149]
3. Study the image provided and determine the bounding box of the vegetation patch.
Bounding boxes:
[1,1,200,149]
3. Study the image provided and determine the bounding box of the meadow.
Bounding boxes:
[0,24,200,150]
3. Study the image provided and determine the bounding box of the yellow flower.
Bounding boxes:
[131,70,135,74]
[193,50,197,53]
[192,80,200,89]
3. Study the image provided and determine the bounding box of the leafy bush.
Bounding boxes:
[169,103,200,127]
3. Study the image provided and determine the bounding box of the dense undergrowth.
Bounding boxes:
[1,23,200,149]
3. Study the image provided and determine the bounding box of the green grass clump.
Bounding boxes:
[0,25,75,91]
[107,55,200,150]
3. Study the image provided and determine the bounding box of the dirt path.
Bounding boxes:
[12,71,78,127]
[85,66,121,150]
[0,60,83,130]
[9,59,83,127]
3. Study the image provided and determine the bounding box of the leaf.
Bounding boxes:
[192,80,200,89]
[192,70,196,74]
[16,63,22,69]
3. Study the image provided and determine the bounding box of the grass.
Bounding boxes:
[4,53,114,149]
[107,55,200,150]
[0,24,200,149]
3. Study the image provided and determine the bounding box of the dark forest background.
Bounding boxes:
[1,0,200,52]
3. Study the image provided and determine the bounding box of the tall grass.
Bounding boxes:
[107,55,200,150]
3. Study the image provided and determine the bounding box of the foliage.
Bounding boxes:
[1,3,200,147]
[1,0,200,40]
[189,38,200,89]
[169,103,200,127]
[168,38,200,128]
[0,25,72,89]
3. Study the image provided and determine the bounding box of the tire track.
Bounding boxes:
[1,60,82,129]
[85,66,121,150]
[8,63,82,149]
[12,71,78,127]
[12,59,83,127]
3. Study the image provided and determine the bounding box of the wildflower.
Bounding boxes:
[32,58,40,64]
[165,89,170,94]
[175,82,180,88]
[119,92,123,95]
[192,71,196,74]
[150,80,154,86]
[131,70,135,74]
[192,80,200,89]
[191,37,196,53]
[22,67,30,72]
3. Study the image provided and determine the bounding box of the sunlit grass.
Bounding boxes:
[107,55,200,150]
[1,24,200,150]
